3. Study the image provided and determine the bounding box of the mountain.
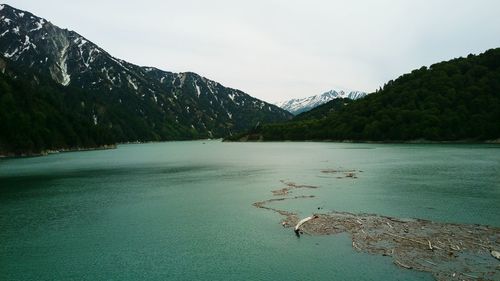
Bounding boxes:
[228,48,500,142]
[0,4,292,155]
[274,90,367,115]
[293,98,353,121]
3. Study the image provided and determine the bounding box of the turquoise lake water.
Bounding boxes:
[1,141,499,280]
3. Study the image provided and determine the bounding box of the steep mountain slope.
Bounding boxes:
[229,48,500,142]
[0,4,292,155]
[274,89,366,115]
[292,98,353,121]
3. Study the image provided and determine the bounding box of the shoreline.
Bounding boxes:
[0,144,117,159]
[0,139,222,159]
[224,137,500,144]
[2,138,498,159]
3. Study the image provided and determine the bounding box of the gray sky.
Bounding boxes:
[7,0,500,102]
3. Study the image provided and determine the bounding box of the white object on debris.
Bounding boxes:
[491,250,500,260]
[295,216,314,231]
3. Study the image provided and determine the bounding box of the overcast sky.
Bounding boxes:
[7,0,500,102]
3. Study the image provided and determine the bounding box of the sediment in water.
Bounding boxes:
[254,176,500,281]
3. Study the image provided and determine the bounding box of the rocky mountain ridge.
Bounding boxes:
[0,4,292,155]
[275,89,366,115]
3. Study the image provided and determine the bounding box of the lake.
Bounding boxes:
[1,141,499,280]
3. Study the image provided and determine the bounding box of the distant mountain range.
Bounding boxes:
[0,4,292,155]
[229,48,500,142]
[274,90,367,115]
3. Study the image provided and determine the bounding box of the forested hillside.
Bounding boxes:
[0,4,291,156]
[0,64,115,155]
[229,48,500,142]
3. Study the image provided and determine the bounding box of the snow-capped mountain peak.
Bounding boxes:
[275,89,367,115]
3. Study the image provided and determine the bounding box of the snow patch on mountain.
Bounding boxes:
[109,56,130,73]
[29,19,44,32]
[4,47,18,58]
[18,35,37,56]
[195,82,201,97]
[59,43,71,86]
[127,75,138,90]
[275,89,367,115]
[49,39,71,86]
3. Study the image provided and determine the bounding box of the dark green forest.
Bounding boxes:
[3,48,500,156]
[0,66,204,156]
[0,72,115,155]
[229,48,500,142]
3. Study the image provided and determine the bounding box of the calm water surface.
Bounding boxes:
[1,141,499,280]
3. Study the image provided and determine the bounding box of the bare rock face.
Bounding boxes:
[47,31,71,86]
